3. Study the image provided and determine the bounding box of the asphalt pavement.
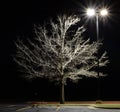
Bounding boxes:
[0,104,120,112]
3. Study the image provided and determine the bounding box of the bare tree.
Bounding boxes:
[14,15,109,104]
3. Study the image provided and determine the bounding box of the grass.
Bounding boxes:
[95,104,120,109]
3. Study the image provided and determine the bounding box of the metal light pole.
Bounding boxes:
[96,13,100,100]
[86,8,108,100]
[96,14,99,41]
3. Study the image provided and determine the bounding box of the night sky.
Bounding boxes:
[0,0,120,102]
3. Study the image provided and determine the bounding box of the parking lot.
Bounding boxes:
[0,104,120,112]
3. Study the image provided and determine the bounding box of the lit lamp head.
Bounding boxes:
[86,8,95,17]
[100,9,108,16]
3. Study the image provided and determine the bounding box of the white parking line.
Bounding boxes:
[56,106,60,111]
[87,106,97,109]
[7,105,16,107]
[16,106,31,111]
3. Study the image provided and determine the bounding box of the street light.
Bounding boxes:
[86,8,95,17]
[86,8,108,100]
[100,9,108,16]
[86,8,108,17]
[86,8,108,40]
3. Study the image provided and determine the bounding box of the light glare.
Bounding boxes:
[100,9,108,16]
[86,8,95,17]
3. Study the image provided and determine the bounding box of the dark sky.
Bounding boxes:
[0,0,120,102]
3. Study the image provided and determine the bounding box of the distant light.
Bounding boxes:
[100,9,108,16]
[86,8,95,17]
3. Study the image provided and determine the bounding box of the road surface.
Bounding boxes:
[0,104,120,112]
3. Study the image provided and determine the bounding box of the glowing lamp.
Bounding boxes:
[100,9,108,16]
[86,8,95,17]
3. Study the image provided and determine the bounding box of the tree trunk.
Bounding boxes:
[60,83,65,104]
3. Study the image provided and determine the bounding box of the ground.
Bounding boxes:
[0,101,120,112]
